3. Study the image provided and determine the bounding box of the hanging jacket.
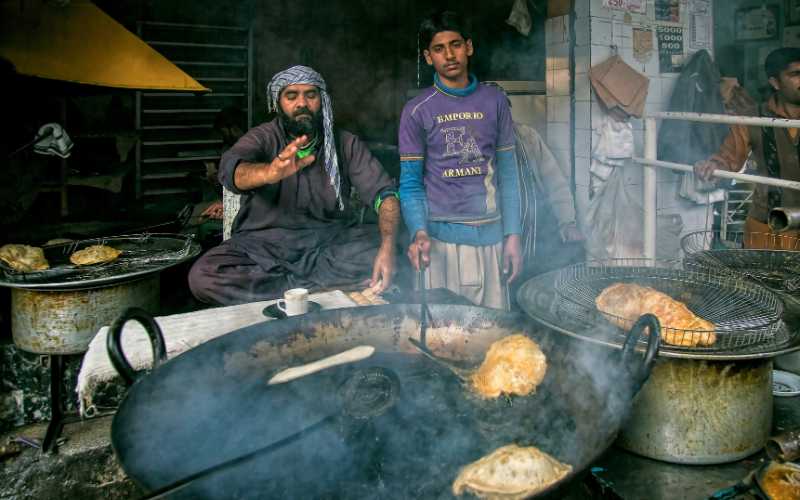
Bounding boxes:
[658,50,729,168]
[513,122,578,263]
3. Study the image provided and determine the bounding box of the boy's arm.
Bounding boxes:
[495,91,523,282]
[399,159,431,271]
[399,159,428,239]
[398,103,431,271]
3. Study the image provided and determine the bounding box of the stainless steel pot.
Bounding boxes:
[11,275,160,354]
[617,357,773,464]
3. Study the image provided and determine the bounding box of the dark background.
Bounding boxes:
[104,0,547,143]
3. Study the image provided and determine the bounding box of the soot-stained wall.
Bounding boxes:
[250,0,546,143]
[112,0,546,143]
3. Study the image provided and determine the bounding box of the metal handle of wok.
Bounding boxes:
[619,314,661,392]
[106,307,168,386]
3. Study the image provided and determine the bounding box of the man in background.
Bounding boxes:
[695,48,800,248]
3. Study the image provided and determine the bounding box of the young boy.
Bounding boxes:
[399,10,522,309]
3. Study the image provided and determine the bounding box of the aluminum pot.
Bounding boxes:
[11,275,160,354]
[617,357,773,464]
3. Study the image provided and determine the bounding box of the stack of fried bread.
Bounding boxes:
[349,284,388,306]
[595,282,716,347]
[0,244,49,272]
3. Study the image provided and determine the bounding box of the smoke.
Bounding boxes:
[115,305,647,498]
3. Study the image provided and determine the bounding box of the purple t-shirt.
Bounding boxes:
[398,83,515,222]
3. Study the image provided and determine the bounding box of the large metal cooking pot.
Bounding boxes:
[106,305,658,499]
[12,275,159,354]
[616,357,773,464]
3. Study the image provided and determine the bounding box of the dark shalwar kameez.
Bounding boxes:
[188,119,395,305]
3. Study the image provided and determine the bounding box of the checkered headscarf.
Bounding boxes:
[267,65,342,210]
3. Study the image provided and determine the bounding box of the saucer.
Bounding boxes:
[773,369,800,397]
[262,301,322,319]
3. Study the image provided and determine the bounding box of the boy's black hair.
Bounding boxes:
[419,10,471,51]
[765,48,800,79]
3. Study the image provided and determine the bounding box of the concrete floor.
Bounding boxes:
[0,416,141,499]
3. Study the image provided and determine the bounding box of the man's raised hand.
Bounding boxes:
[269,135,315,182]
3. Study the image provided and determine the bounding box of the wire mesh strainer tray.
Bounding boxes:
[0,233,201,290]
[554,259,785,352]
[682,230,800,294]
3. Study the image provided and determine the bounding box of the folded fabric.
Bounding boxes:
[590,115,634,183]
[506,0,532,36]
[589,56,650,119]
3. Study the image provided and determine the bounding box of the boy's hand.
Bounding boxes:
[407,231,431,271]
[503,234,522,284]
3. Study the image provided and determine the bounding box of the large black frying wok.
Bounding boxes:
[107,304,659,499]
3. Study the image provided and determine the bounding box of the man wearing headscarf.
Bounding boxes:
[188,65,400,305]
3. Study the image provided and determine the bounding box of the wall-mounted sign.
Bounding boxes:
[787,0,800,27]
[785,25,800,47]
[735,6,779,41]
[633,28,654,63]
[655,0,681,22]
[602,0,646,14]
[657,25,684,73]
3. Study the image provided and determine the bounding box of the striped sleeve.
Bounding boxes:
[495,89,516,151]
[398,101,426,161]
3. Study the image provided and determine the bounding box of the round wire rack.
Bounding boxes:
[553,259,787,352]
[0,233,201,290]
[681,230,800,294]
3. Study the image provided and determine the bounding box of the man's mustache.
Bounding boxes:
[292,107,314,119]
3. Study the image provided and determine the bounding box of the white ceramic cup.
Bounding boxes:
[276,288,309,316]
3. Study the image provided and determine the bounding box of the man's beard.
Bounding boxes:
[279,107,322,138]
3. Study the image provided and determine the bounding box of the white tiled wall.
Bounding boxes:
[545,13,573,212]
[546,0,716,249]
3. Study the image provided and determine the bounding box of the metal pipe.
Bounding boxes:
[766,430,800,462]
[648,111,800,129]
[643,118,657,260]
[631,157,800,192]
[769,207,800,232]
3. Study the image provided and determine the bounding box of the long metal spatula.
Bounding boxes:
[268,346,375,385]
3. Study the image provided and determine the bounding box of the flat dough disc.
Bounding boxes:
[69,245,122,266]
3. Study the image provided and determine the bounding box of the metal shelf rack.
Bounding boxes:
[135,20,253,200]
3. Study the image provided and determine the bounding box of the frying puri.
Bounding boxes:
[452,444,572,499]
[471,334,547,399]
